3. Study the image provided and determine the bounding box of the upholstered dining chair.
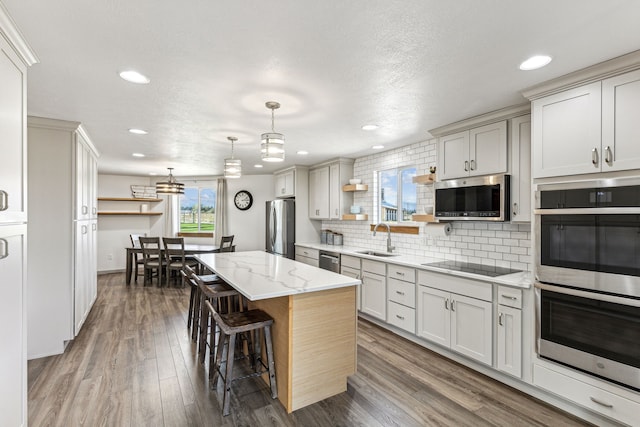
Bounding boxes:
[219,235,235,252]
[139,236,164,286]
[129,233,147,283]
[162,237,200,286]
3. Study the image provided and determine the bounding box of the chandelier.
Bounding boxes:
[224,136,242,178]
[261,101,285,162]
[155,167,185,194]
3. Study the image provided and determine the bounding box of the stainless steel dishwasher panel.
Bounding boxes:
[319,251,340,272]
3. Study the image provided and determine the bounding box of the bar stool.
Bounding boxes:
[204,299,277,417]
[183,265,225,341]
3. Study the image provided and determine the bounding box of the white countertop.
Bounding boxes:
[195,251,361,301]
[295,243,533,289]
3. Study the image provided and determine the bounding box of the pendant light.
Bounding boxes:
[156,167,185,194]
[224,136,242,179]
[261,101,285,162]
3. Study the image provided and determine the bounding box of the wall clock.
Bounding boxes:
[234,190,253,210]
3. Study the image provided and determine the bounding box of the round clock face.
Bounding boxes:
[234,190,253,210]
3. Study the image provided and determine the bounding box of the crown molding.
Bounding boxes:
[429,103,530,137]
[0,3,39,66]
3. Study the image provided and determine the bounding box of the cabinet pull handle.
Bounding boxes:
[0,238,8,259]
[501,295,517,300]
[450,300,455,311]
[395,271,405,276]
[464,161,469,172]
[470,159,476,171]
[591,148,599,166]
[589,397,613,408]
[395,314,405,320]
[396,290,405,296]
[82,225,88,234]
[83,205,89,215]
[604,146,613,165]
[0,190,8,211]
[513,202,518,216]
[92,223,97,231]
[444,299,449,310]
[498,312,503,326]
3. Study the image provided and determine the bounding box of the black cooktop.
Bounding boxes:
[423,260,521,277]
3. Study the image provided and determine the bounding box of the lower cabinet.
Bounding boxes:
[341,255,361,310]
[496,286,523,378]
[361,260,386,320]
[295,247,319,267]
[417,270,493,366]
[74,220,97,335]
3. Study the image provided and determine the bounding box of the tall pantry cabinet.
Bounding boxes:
[0,5,37,427]
[27,117,99,359]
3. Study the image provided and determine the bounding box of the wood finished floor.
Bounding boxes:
[27,273,592,427]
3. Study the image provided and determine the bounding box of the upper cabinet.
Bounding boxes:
[274,168,295,198]
[75,129,99,220]
[438,121,507,180]
[510,115,531,222]
[308,158,354,220]
[525,52,640,178]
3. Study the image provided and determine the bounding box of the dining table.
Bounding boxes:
[125,243,222,285]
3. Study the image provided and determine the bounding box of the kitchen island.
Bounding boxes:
[195,250,360,413]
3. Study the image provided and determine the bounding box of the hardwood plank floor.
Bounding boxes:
[28,273,592,426]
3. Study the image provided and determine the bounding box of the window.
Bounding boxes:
[180,187,216,234]
[379,166,417,222]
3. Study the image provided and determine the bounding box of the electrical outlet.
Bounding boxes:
[107,254,113,261]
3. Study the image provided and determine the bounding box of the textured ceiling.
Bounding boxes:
[4,0,640,177]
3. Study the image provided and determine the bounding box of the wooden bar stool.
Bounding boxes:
[183,265,225,341]
[204,299,277,417]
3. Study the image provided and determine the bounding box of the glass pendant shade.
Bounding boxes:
[261,132,285,162]
[224,158,242,178]
[156,168,184,194]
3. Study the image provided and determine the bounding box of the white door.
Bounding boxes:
[74,221,89,335]
[438,131,469,180]
[360,271,386,320]
[0,225,27,427]
[510,115,531,222]
[602,69,640,172]
[469,120,507,177]
[532,82,602,178]
[416,286,450,347]
[450,293,492,365]
[0,36,27,224]
[497,305,522,378]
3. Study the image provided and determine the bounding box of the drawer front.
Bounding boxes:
[341,254,361,270]
[534,364,640,426]
[387,264,415,283]
[497,286,522,309]
[295,246,319,260]
[387,301,415,334]
[418,269,492,302]
[362,259,386,276]
[388,278,416,308]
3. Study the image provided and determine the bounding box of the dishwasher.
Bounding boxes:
[319,250,340,272]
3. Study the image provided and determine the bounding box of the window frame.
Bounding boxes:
[378,165,417,223]
[179,186,216,237]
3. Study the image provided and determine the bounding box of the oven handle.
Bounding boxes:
[535,282,640,308]
[534,207,640,215]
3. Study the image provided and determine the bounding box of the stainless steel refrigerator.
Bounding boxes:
[265,199,295,259]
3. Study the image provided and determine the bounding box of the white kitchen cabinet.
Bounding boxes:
[295,246,319,267]
[386,264,416,333]
[341,255,361,310]
[0,225,27,427]
[417,270,493,365]
[361,259,386,321]
[309,166,330,219]
[438,121,507,180]
[509,114,531,222]
[274,168,295,198]
[602,69,640,172]
[496,286,522,378]
[27,117,100,359]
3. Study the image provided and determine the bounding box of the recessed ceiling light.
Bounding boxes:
[119,70,150,84]
[132,153,145,157]
[297,150,309,155]
[362,124,378,131]
[372,145,385,150]
[129,128,148,135]
[519,55,552,71]
[254,164,263,168]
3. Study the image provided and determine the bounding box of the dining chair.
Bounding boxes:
[129,233,147,284]
[219,235,235,252]
[139,236,164,286]
[162,237,200,286]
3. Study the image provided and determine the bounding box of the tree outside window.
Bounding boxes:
[379,166,417,222]
[180,187,215,234]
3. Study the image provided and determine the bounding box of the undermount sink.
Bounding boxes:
[355,250,398,257]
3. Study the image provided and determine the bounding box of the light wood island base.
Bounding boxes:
[250,286,357,413]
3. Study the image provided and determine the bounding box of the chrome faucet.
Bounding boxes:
[373,222,395,253]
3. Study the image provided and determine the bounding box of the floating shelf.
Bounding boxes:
[412,174,436,185]
[98,197,162,202]
[98,212,162,216]
[412,214,437,223]
[342,184,368,192]
[342,214,368,220]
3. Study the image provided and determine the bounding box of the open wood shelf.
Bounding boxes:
[411,214,437,223]
[368,224,419,235]
[98,197,162,202]
[412,174,436,185]
[341,214,368,221]
[98,212,162,216]
[342,184,368,192]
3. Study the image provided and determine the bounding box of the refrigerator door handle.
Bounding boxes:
[271,204,277,249]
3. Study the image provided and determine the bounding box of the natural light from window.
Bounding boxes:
[180,187,215,234]
[379,166,417,222]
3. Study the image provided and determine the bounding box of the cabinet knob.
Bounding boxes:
[0,190,8,211]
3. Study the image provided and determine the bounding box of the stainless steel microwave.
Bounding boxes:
[434,174,510,221]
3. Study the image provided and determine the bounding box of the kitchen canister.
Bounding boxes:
[321,229,331,244]
[327,232,334,245]
[334,233,343,246]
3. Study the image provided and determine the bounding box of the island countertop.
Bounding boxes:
[195,250,360,301]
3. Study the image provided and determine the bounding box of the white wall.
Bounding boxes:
[226,175,274,251]
[321,139,532,272]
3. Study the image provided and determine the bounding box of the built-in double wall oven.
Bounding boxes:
[535,177,640,391]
